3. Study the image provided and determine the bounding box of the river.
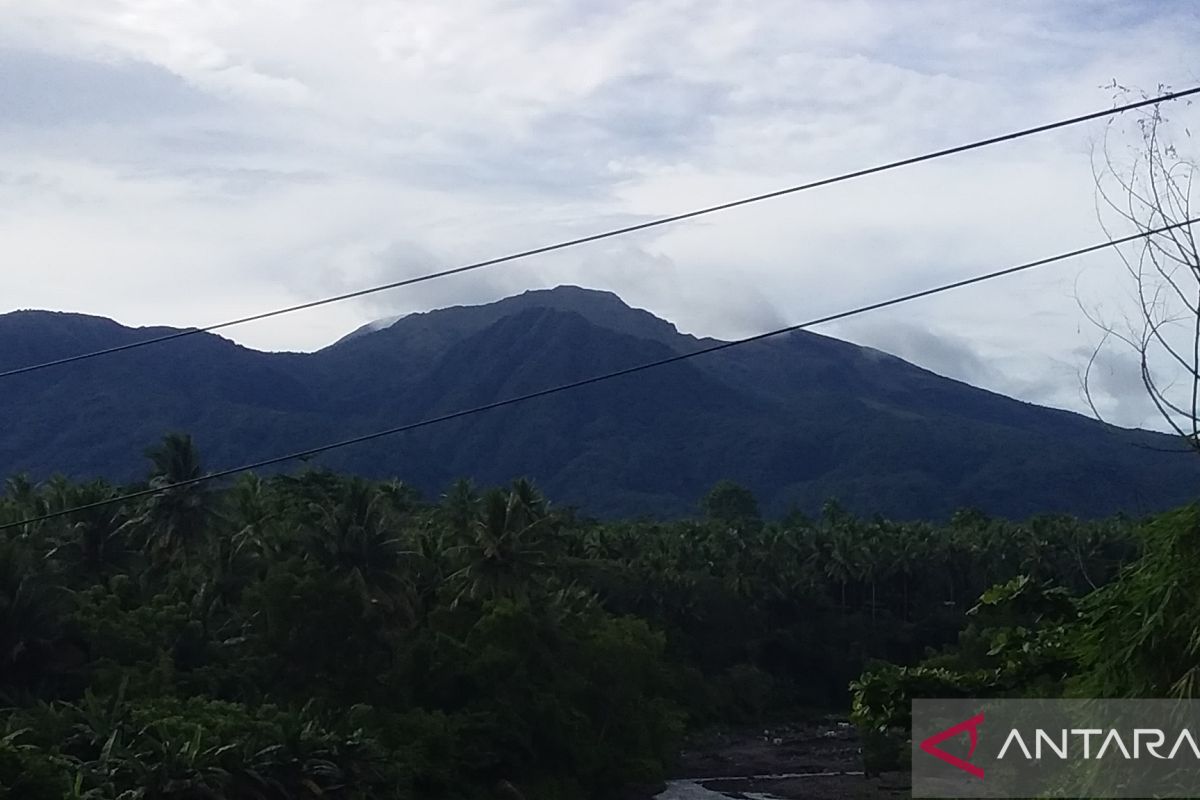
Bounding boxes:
[655,721,906,800]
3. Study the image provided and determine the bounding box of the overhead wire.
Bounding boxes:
[2,86,1197,382]
[2,217,1194,531]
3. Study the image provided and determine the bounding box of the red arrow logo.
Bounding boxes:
[920,713,985,779]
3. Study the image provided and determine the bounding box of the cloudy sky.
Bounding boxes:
[2,0,1199,428]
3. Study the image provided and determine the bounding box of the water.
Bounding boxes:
[654,780,744,800]
[655,771,865,800]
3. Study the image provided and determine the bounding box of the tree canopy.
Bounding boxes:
[0,437,1158,798]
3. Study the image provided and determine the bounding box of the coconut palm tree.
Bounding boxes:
[0,540,65,690]
[305,479,412,619]
[2,474,46,531]
[44,480,132,579]
[128,433,213,568]
[440,479,479,538]
[449,480,553,604]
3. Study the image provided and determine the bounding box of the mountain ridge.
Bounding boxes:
[0,285,1194,518]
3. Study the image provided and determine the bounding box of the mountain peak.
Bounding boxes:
[512,284,626,310]
[503,285,687,343]
[329,285,695,350]
[2,288,1198,518]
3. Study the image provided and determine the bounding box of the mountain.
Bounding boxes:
[1,287,1197,518]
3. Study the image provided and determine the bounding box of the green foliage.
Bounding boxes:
[0,727,69,800]
[0,438,1153,796]
[7,693,399,799]
[850,663,989,772]
[1073,504,1200,698]
[850,574,1086,772]
[848,504,1200,777]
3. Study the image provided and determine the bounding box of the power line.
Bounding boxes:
[3,86,1197,383]
[2,217,1194,532]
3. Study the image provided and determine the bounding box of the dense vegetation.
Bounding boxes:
[850,504,1200,773]
[4,286,1198,520]
[0,433,1148,798]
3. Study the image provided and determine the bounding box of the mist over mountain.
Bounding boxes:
[2,286,1195,518]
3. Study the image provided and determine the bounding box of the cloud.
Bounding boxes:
[0,47,214,125]
[844,320,1001,385]
[1,0,1199,425]
[1073,344,1164,429]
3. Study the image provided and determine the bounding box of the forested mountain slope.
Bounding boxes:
[1,286,1195,518]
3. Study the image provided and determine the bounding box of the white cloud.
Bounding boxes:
[1,0,1199,426]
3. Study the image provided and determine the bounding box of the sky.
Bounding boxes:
[2,0,1199,429]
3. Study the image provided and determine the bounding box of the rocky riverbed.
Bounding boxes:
[655,720,910,800]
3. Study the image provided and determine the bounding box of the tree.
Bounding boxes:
[0,438,1156,798]
[1074,505,1200,698]
[815,500,861,611]
[130,433,213,566]
[440,478,479,538]
[44,480,131,579]
[1084,83,1200,445]
[2,475,44,523]
[304,478,412,618]
[0,541,67,691]
[700,480,761,530]
[449,480,552,604]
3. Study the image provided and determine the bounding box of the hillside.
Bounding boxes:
[1,286,1196,518]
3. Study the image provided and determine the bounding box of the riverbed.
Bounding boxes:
[656,720,909,800]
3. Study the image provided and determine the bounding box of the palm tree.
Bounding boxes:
[449,480,553,604]
[224,473,279,560]
[129,433,213,567]
[0,540,65,690]
[44,480,131,579]
[814,502,861,612]
[2,474,45,525]
[305,479,412,619]
[440,478,480,538]
[861,519,893,623]
[889,522,927,621]
[406,521,453,619]
[379,478,421,515]
[184,474,279,638]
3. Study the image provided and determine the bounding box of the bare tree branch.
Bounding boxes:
[1083,87,1200,447]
